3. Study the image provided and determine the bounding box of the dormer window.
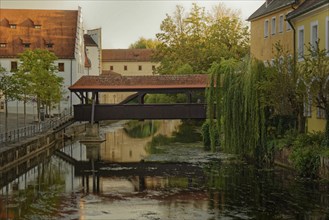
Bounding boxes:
[46,43,53,48]
[23,43,30,48]
[34,25,41,29]
[0,43,6,48]
[10,24,16,29]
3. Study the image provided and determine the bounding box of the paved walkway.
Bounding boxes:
[0,113,37,133]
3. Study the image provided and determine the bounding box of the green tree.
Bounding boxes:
[154,3,249,74]
[298,43,329,146]
[0,65,20,133]
[129,37,160,49]
[222,58,269,165]
[259,42,305,135]
[16,49,63,121]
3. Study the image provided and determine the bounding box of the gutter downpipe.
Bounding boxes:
[70,59,73,115]
[288,0,299,67]
[287,18,296,65]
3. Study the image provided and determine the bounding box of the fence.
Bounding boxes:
[0,111,74,146]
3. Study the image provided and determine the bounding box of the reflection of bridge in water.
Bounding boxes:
[69,74,212,122]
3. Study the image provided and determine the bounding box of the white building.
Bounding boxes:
[0,8,88,116]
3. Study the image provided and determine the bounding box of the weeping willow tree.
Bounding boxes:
[206,62,221,152]
[221,58,269,165]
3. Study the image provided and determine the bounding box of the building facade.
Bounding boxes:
[101,49,160,104]
[247,0,298,62]
[0,8,86,115]
[102,49,159,76]
[287,0,329,132]
[84,28,102,76]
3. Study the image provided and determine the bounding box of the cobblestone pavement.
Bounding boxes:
[0,113,37,133]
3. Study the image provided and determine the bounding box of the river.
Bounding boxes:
[1,120,329,220]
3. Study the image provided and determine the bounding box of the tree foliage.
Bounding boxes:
[154,3,250,74]
[0,65,20,132]
[129,37,160,49]
[15,49,63,118]
[222,58,269,164]
[259,42,305,134]
[298,43,329,145]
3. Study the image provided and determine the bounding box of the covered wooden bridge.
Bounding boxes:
[69,74,210,122]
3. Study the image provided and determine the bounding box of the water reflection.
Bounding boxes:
[100,120,181,162]
[0,120,329,220]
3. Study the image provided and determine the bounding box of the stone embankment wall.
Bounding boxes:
[0,122,87,172]
[275,148,329,180]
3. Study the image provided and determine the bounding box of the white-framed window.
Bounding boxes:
[304,95,312,117]
[310,21,318,53]
[279,14,284,33]
[264,19,269,38]
[298,26,304,60]
[317,107,325,119]
[326,16,329,56]
[286,11,292,31]
[271,17,276,35]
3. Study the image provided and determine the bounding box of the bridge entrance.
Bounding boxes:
[69,74,210,122]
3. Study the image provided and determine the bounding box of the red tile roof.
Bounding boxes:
[102,49,154,62]
[0,9,78,59]
[69,74,209,91]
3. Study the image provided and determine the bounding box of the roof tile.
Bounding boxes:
[0,9,78,59]
[69,74,209,91]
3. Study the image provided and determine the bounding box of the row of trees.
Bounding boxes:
[132,3,329,164]
[0,49,63,132]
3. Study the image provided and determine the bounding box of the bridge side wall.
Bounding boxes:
[74,104,208,121]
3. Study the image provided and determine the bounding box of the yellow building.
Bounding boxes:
[287,0,329,132]
[102,49,159,76]
[247,0,299,61]
[101,49,160,103]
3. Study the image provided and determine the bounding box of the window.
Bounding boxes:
[46,43,53,48]
[317,107,325,119]
[110,66,113,71]
[138,65,142,71]
[326,17,329,56]
[279,15,284,33]
[0,101,4,110]
[152,65,156,71]
[298,26,304,59]
[11,61,17,72]
[0,43,6,48]
[58,63,64,72]
[34,25,41,29]
[124,65,127,71]
[310,21,318,54]
[264,19,269,38]
[23,43,30,48]
[10,24,16,29]
[271,17,276,35]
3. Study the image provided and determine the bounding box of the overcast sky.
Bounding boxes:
[1,0,264,49]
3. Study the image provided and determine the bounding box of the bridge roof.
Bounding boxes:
[69,74,209,92]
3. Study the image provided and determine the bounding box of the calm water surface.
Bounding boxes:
[1,120,329,220]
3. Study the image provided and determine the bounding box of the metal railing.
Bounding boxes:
[0,111,74,146]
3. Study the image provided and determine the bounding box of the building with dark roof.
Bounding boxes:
[84,28,102,76]
[286,0,329,133]
[247,0,299,61]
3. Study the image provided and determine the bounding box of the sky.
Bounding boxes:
[0,0,264,49]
